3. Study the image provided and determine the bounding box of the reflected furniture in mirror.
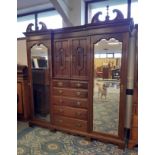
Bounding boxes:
[24,10,136,148]
[17,65,30,121]
[31,44,49,120]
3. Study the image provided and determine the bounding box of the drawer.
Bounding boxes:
[53,88,88,98]
[132,104,138,115]
[53,96,88,109]
[131,127,138,140]
[53,105,88,120]
[53,115,87,132]
[70,81,88,89]
[132,115,138,128]
[52,80,70,88]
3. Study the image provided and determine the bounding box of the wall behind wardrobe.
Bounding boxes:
[17,39,27,66]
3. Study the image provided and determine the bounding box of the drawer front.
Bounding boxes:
[70,81,88,89]
[53,80,70,88]
[53,88,88,98]
[132,115,138,128]
[132,104,138,115]
[53,115,87,131]
[53,105,88,120]
[131,128,138,140]
[53,96,88,109]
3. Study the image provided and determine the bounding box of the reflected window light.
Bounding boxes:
[95,54,100,58]
[100,54,106,58]
[107,53,113,58]
[45,56,48,60]
[114,53,121,58]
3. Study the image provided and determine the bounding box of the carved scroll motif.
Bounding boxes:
[26,22,47,32]
[26,23,34,32]
[91,7,124,24]
[91,12,103,23]
[112,9,124,20]
[39,22,47,31]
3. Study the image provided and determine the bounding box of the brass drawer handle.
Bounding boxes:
[75,123,82,128]
[76,101,81,106]
[58,82,63,87]
[76,83,81,87]
[58,90,63,94]
[58,119,63,123]
[76,91,81,96]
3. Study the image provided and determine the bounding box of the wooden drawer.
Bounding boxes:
[53,115,87,131]
[131,127,138,140]
[52,80,70,88]
[53,105,88,120]
[132,104,138,115]
[70,81,88,89]
[53,96,88,109]
[132,115,138,128]
[53,88,88,98]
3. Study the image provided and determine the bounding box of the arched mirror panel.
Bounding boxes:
[93,38,122,136]
[30,43,50,122]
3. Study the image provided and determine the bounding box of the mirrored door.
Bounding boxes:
[31,43,50,122]
[93,38,122,135]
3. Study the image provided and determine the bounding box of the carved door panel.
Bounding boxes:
[71,38,90,80]
[53,40,70,78]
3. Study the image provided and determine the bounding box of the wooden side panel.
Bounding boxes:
[71,38,89,80]
[17,82,23,114]
[53,40,70,78]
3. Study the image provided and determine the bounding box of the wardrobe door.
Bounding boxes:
[91,33,129,141]
[53,39,70,78]
[71,37,90,80]
[26,37,51,125]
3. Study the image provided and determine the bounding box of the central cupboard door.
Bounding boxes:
[53,39,70,78]
[53,37,90,80]
[71,38,90,80]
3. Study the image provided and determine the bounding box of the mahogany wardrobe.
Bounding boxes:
[24,11,137,149]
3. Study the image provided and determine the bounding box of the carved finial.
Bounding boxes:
[105,5,110,21]
[26,23,34,32]
[39,22,47,31]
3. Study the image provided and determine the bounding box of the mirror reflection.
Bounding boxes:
[31,44,50,122]
[93,38,122,135]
